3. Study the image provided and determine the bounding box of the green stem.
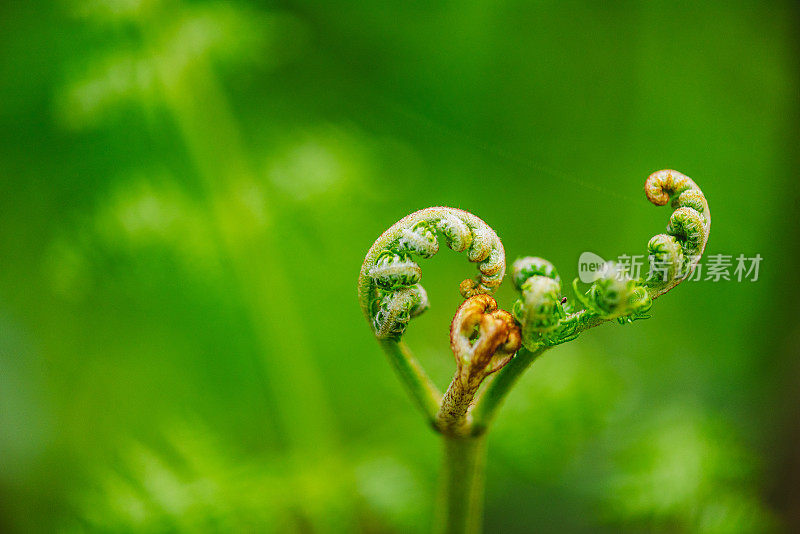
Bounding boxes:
[379,339,443,423]
[436,434,487,534]
[470,346,548,433]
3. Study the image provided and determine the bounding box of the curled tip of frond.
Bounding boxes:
[371,284,428,339]
[450,294,520,389]
[576,262,652,322]
[458,279,481,298]
[645,169,692,206]
[643,170,711,297]
[647,234,684,283]
[511,256,560,290]
[509,257,576,349]
[370,250,421,289]
[359,207,506,339]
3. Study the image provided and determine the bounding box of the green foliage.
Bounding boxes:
[0,0,795,532]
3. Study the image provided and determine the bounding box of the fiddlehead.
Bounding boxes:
[358,207,505,340]
[357,170,710,434]
[357,173,713,534]
[450,295,521,391]
[572,262,652,324]
[643,169,711,297]
[568,169,709,328]
[438,294,520,434]
[509,257,574,350]
[472,169,710,430]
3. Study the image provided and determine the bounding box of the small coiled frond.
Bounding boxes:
[509,257,574,349]
[647,234,684,284]
[371,285,429,339]
[510,256,560,289]
[567,170,708,328]
[358,207,505,339]
[436,294,521,434]
[573,262,652,324]
[643,170,711,298]
[450,294,521,389]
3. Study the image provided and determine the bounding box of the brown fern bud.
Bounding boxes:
[437,295,520,434]
[450,295,521,389]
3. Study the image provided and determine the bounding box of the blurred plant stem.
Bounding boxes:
[436,434,487,534]
[156,55,339,456]
[112,7,354,528]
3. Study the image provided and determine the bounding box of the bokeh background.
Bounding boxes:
[1,0,798,532]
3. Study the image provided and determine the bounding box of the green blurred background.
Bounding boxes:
[1,0,798,532]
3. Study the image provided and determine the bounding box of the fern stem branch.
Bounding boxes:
[379,339,442,423]
[436,433,487,534]
[437,376,479,436]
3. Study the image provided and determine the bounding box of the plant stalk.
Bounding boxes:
[379,339,443,423]
[435,433,488,534]
[437,374,478,435]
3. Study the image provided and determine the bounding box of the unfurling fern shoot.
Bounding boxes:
[357,170,710,534]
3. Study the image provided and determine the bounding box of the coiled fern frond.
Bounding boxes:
[358,207,505,340]
[358,170,710,432]
[644,169,711,297]
[358,170,711,534]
